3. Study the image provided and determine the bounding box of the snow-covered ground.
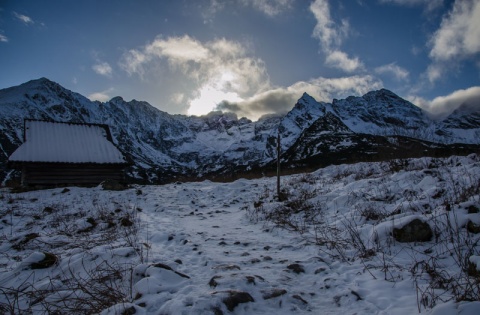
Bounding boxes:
[1,155,480,314]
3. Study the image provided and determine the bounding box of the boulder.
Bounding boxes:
[26,252,58,269]
[287,263,305,274]
[213,290,255,312]
[392,219,432,242]
[467,220,480,234]
[262,288,287,300]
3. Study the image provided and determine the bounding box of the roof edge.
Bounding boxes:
[24,119,114,142]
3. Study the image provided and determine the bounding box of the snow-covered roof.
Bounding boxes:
[9,120,127,164]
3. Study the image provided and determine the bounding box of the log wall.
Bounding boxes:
[21,163,126,186]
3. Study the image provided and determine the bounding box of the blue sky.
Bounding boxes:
[0,0,479,120]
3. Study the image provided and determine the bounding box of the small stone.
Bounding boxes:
[287,263,305,274]
[292,294,308,304]
[216,290,254,312]
[43,206,54,214]
[467,205,479,214]
[209,275,222,288]
[101,179,127,191]
[262,288,287,300]
[212,264,241,271]
[467,220,480,234]
[314,267,326,274]
[245,276,256,284]
[351,290,362,301]
[151,263,190,279]
[122,306,136,315]
[120,216,134,227]
[30,252,58,269]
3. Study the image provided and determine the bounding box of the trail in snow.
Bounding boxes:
[131,179,419,314]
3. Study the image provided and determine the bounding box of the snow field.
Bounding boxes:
[1,155,480,314]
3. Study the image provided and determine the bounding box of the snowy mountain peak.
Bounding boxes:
[310,111,353,134]
[363,88,400,101]
[21,77,72,96]
[272,93,328,155]
[330,88,430,137]
[110,96,125,103]
[36,77,57,85]
[202,110,240,123]
[451,101,480,115]
[1,78,480,184]
[22,77,57,88]
[299,92,318,105]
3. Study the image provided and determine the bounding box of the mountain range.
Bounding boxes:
[1,78,479,184]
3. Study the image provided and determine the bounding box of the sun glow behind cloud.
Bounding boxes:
[188,71,244,116]
[188,85,243,116]
[120,35,270,118]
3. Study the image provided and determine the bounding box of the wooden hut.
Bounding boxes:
[8,120,129,186]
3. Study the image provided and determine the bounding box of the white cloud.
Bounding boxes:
[88,88,114,102]
[145,35,209,63]
[375,63,409,81]
[310,0,345,49]
[326,50,364,73]
[120,49,149,78]
[121,35,211,79]
[201,0,226,23]
[13,12,34,25]
[241,0,293,16]
[171,93,185,104]
[0,33,8,42]
[429,0,480,61]
[202,0,292,21]
[425,0,480,84]
[425,63,443,83]
[309,0,364,72]
[409,86,480,117]
[410,45,422,56]
[378,0,443,11]
[92,62,113,77]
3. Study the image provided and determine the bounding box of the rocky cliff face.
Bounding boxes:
[1,78,479,184]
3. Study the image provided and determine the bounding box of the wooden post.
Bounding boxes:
[276,132,281,200]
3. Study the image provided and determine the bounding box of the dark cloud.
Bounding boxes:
[215,75,383,120]
[410,86,480,118]
[216,88,297,120]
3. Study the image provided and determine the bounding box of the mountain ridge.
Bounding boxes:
[1,78,479,185]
